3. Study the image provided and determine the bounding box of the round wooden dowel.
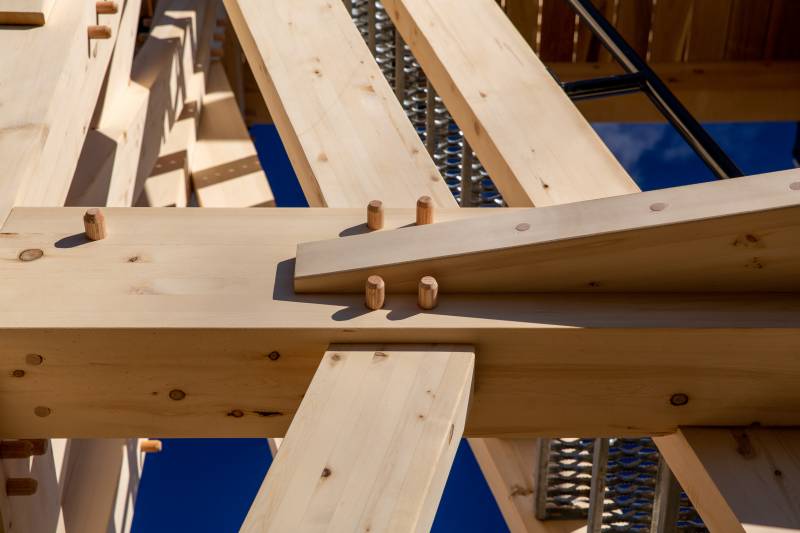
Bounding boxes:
[418,276,438,310]
[87,25,112,39]
[365,275,385,310]
[0,440,34,459]
[416,196,433,225]
[367,200,384,230]
[140,439,163,453]
[83,208,107,241]
[96,1,119,14]
[6,478,37,496]
[24,439,48,456]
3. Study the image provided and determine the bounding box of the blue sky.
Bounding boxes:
[131,120,797,532]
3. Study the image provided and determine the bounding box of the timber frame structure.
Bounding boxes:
[1,0,799,532]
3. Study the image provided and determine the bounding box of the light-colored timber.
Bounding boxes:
[222,0,456,208]
[0,207,798,438]
[383,0,638,207]
[0,0,123,223]
[295,169,800,293]
[654,427,800,532]
[240,345,474,533]
[191,62,275,208]
[0,0,54,25]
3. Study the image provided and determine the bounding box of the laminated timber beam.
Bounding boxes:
[1,207,799,438]
[240,345,473,533]
[382,0,639,207]
[0,0,54,25]
[654,427,800,532]
[294,169,800,293]
[0,0,123,223]
[222,0,456,208]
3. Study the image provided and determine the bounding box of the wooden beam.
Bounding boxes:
[0,207,798,438]
[654,427,800,532]
[551,61,800,123]
[240,345,473,532]
[295,169,800,293]
[383,0,638,207]
[143,101,197,208]
[223,0,455,208]
[190,62,275,207]
[0,0,55,25]
[468,439,584,533]
[0,0,123,222]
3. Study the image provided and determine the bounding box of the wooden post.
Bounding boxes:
[239,345,474,533]
[6,478,37,496]
[0,440,34,459]
[83,208,107,241]
[96,2,119,14]
[366,200,384,230]
[416,195,434,225]
[364,275,385,310]
[418,276,438,310]
[87,25,113,39]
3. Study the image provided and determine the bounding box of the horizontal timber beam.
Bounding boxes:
[654,427,800,532]
[550,61,800,123]
[295,169,800,293]
[223,0,455,208]
[0,207,798,438]
[241,345,473,532]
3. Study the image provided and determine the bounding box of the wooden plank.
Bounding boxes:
[190,62,275,208]
[143,101,197,208]
[687,0,732,61]
[67,0,218,208]
[550,61,800,122]
[0,0,54,25]
[725,0,773,60]
[539,0,576,61]
[764,0,800,60]
[240,345,473,532]
[614,0,652,58]
[0,1,123,222]
[654,427,800,532]
[649,0,692,61]
[295,169,800,293]
[574,0,615,63]
[223,0,454,208]
[0,207,799,438]
[504,0,539,50]
[384,0,637,207]
[468,439,584,533]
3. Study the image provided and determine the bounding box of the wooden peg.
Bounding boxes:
[0,440,34,459]
[416,196,433,225]
[367,200,384,230]
[365,275,385,310]
[24,439,48,456]
[6,478,37,496]
[83,208,107,241]
[87,25,112,39]
[96,1,119,14]
[140,439,163,453]
[418,276,438,310]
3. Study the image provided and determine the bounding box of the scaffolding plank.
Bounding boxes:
[295,169,800,293]
[654,427,800,532]
[240,345,473,533]
[222,0,454,208]
[384,0,638,207]
[0,207,798,438]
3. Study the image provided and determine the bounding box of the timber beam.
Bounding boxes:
[241,345,473,532]
[0,207,799,438]
[294,169,800,293]
[654,427,800,532]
